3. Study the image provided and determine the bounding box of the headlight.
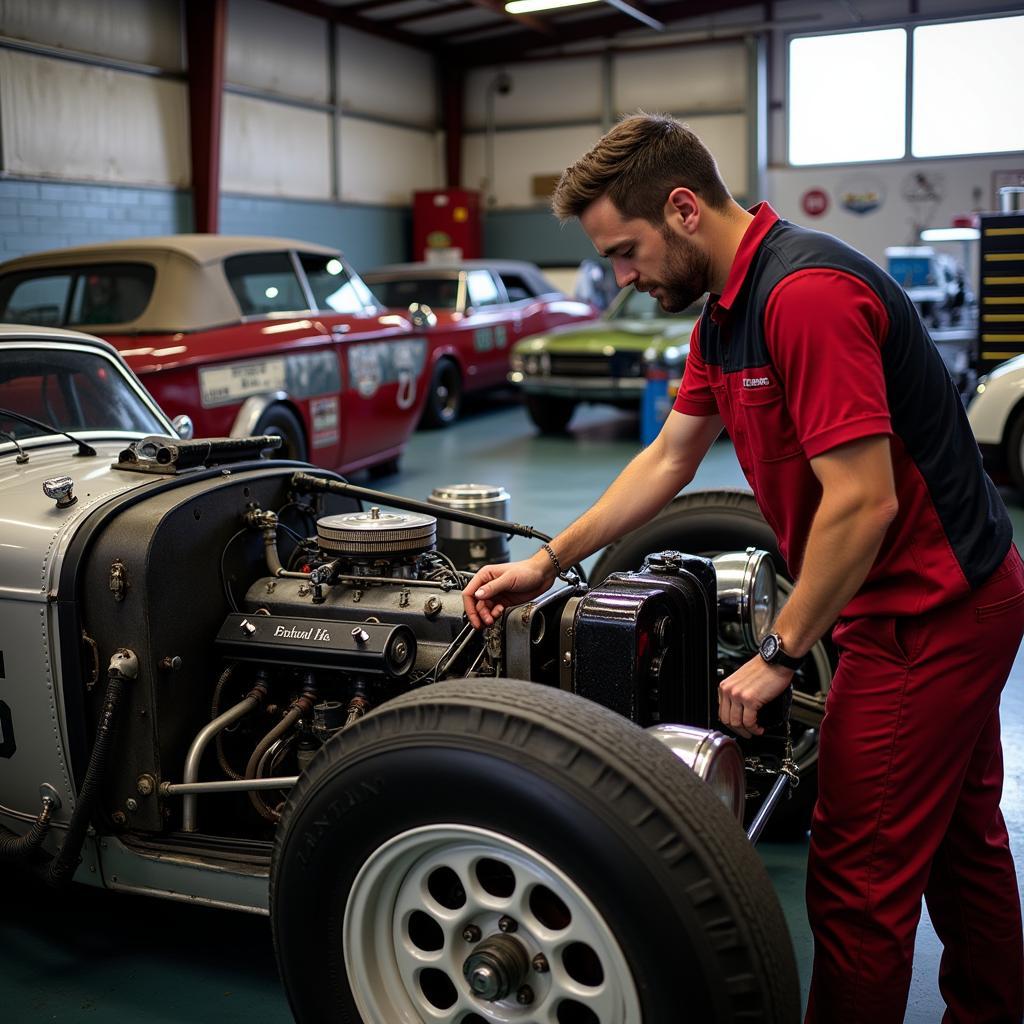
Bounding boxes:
[510,353,525,373]
[712,548,777,651]
[524,355,541,375]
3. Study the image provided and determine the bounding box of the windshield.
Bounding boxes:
[0,348,167,440]
[0,264,156,328]
[606,289,706,321]
[364,277,463,312]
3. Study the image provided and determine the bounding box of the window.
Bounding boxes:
[364,276,462,311]
[912,16,1024,157]
[497,273,537,303]
[0,349,166,435]
[466,270,501,309]
[0,264,155,327]
[789,15,1024,165]
[788,28,906,166]
[300,254,376,314]
[224,253,308,316]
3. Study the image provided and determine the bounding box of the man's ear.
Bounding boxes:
[666,187,700,233]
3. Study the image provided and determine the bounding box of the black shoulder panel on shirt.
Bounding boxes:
[698,219,1010,590]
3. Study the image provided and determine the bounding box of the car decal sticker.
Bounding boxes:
[347,339,427,408]
[310,396,340,449]
[473,325,508,352]
[199,351,342,408]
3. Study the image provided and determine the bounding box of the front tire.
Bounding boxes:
[421,358,463,428]
[271,679,799,1024]
[254,404,308,462]
[525,395,576,434]
[592,488,835,840]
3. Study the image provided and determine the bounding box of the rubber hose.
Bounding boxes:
[47,652,135,887]
[0,799,55,862]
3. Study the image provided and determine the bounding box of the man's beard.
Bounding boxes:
[640,227,709,312]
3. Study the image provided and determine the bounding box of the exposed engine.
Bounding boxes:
[69,458,775,842]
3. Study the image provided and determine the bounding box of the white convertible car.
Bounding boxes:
[0,324,802,1023]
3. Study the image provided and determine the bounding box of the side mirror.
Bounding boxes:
[172,414,194,440]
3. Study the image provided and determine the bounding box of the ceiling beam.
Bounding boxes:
[269,0,434,50]
[395,1,476,24]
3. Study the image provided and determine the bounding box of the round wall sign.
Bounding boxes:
[801,188,829,217]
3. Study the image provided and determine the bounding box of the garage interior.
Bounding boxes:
[0,0,1023,1022]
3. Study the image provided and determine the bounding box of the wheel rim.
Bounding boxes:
[344,824,642,1024]
[436,367,460,420]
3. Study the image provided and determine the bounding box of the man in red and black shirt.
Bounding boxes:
[463,114,1024,1022]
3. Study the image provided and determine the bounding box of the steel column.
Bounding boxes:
[185,0,227,234]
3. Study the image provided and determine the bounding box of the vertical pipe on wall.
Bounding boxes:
[329,24,340,200]
[185,0,226,234]
[441,65,464,188]
[746,32,768,205]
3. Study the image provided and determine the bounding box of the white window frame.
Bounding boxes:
[786,11,1024,168]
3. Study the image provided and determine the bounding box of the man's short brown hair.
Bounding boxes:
[552,112,732,224]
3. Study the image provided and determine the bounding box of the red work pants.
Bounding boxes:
[805,546,1024,1024]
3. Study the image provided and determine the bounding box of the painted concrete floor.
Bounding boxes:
[2,391,1023,1022]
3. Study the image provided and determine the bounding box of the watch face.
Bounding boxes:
[761,633,779,660]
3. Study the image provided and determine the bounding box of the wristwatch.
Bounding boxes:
[758,631,803,671]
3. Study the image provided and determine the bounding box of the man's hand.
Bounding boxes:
[718,656,795,738]
[463,557,554,628]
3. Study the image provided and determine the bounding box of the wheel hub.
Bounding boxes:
[463,932,529,1001]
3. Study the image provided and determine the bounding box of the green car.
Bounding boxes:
[508,287,702,434]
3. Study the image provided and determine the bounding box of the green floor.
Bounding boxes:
[2,393,1023,1022]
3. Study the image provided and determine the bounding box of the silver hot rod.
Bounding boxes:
[0,327,816,1023]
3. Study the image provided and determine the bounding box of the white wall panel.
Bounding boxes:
[767,153,1024,287]
[613,42,746,114]
[222,93,331,198]
[226,0,328,103]
[680,113,748,197]
[339,117,440,204]
[464,60,603,130]
[0,50,189,185]
[336,27,436,128]
[0,0,182,68]
[463,124,603,208]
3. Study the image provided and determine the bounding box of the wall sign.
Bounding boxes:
[800,188,830,218]
[838,177,885,216]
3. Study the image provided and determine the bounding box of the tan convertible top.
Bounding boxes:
[0,235,343,334]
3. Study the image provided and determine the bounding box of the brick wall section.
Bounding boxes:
[0,178,412,272]
[0,179,193,258]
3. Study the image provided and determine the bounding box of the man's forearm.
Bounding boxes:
[543,433,697,568]
[773,490,897,656]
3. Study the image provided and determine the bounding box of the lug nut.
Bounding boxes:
[516,985,534,1005]
[532,953,549,973]
[498,915,518,934]
[462,924,482,943]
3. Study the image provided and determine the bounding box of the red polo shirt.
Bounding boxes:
[674,203,977,617]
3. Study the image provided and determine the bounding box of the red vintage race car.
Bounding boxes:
[0,236,430,476]
[362,260,597,426]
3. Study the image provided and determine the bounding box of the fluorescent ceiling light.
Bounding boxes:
[920,227,981,242]
[506,0,599,12]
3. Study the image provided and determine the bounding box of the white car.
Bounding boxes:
[0,324,800,1022]
[967,355,1024,489]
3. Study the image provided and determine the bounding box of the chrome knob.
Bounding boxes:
[43,476,76,508]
